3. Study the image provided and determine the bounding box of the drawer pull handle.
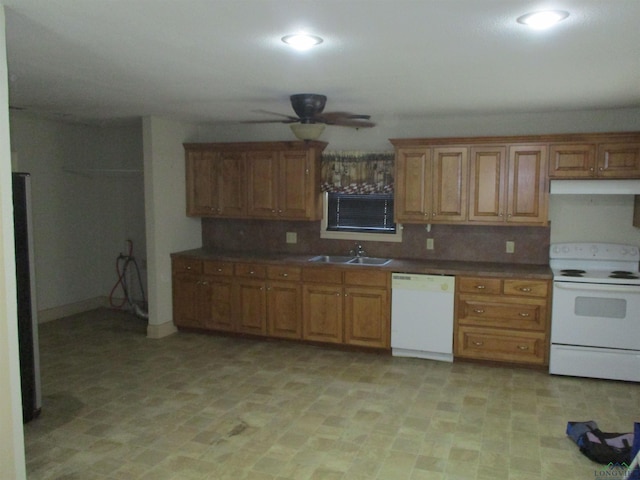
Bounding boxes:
[282,273,288,278]
[473,309,485,314]
[517,345,529,350]
[519,312,530,317]
[249,271,255,275]
[186,266,192,270]
[519,287,532,292]
[475,285,486,290]
[472,341,484,346]
[217,268,223,273]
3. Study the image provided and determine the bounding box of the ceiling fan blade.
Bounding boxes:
[326,118,376,128]
[318,111,372,121]
[240,119,297,124]
[252,109,300,121]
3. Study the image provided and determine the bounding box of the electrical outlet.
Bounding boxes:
[286,232,297,244]
[426,238,434,250]
[506,240,515,254]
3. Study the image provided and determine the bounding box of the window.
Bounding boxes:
[320,192,403,242]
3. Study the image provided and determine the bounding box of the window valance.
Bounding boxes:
[321,151,394,194]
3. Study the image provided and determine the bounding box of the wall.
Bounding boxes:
[142,116,200,337]
[0,6,27,479]
[9,112,145,320]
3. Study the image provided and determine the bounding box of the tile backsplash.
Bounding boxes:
[202,219,550,265]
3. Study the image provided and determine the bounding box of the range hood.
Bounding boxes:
[550,179,640,195]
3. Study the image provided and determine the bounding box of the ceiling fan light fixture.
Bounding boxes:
[517,10,569,29]
[290,122,325,140]
[281,33,323,51]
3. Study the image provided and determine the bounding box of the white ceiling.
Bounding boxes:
[4,0,640,126]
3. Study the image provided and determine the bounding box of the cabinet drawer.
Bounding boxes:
[458,277,501,295]
[503,279,548,297]
[456,326,546,365]
[344,269,389,288]
[203,261,234,276]
[234,263,267,279]
[302,267,343,284]
[267,265,301,282]
[457,295,546,331]
[172,257,203,274]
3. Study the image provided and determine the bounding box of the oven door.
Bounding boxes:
[551,281,640,350]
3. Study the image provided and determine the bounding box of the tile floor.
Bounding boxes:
[24,308,639,480]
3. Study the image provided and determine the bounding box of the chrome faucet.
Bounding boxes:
[350,243,366,258]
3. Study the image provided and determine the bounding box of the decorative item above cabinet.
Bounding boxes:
[184,141,327,220]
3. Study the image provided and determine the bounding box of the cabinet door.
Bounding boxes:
[468,146,507,223]
[185,149,217,216]
[246,151,279,217]
[394,148,431,223]
[548,144,596,178]
[302,284,343,343]
[235,279,267,335]
[344,286,390,348]
[172,274,211,328]
[217,152,246,216]
[506,145,548,225]
[597,143,640,178]
[278,150,315,219]
[267,281,302,339]
[205,278,235,331]
[432,147,468,222]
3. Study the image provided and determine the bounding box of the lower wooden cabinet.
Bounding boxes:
[454,275,550,366]
[172,255,391,350]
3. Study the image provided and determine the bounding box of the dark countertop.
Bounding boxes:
[172,248,552,279]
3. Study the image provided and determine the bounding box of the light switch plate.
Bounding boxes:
[286,232,297,244]
[426,238,434,250]
[506,240,515,253]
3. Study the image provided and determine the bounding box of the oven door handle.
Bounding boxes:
[554,282,640,294]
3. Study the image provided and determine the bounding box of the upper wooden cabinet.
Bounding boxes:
[395,146,468,223]
[185,149,246,217]
[184,141,327,220]
[548,133,640,178]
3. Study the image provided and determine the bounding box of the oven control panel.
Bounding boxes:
[550,243,640,261]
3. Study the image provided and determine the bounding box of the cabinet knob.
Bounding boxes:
[217,268,223,272]
[473,309,485,314]
[281,273,288,278]
[517,345,529,350]
[186,266,192,270]
[519,287,532,292]
[519,312,530,317]
[475,285,486,290]
[472,341,484,346]
[249,271,255,275]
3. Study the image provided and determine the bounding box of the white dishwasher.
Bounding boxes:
[391,273,456,362]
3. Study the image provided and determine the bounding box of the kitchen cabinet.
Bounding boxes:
[202,261,234,331]
[454,275,550,366]
[185,141,326,220]
[394,146,468,223]
[234,263,268,336]
[267,266,302,339]
[185,148,246,217]
[549,140,640,178]
[468,144,547,225]
[301,267,390,348]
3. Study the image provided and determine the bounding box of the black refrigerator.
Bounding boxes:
[12,172,41,422]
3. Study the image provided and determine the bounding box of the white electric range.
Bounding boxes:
[549,242,640,382]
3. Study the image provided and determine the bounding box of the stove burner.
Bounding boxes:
[560,269,586,277]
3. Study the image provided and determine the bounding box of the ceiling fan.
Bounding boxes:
[246,94,375,140]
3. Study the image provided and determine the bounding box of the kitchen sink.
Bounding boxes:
[347,257,392,266]
[307,255,392,266]
[308,255,355,264]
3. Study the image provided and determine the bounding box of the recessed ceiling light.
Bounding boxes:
[281,33,323,51]
[517,10,569,29]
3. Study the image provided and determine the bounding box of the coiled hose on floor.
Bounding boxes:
[109,240,148,319]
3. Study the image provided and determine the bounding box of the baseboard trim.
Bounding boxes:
[38,297,109,323]
[146,321,177,339]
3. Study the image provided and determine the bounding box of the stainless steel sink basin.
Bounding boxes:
[308,255,392,266]
[347,257,392,266]
[308,255,355,264]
